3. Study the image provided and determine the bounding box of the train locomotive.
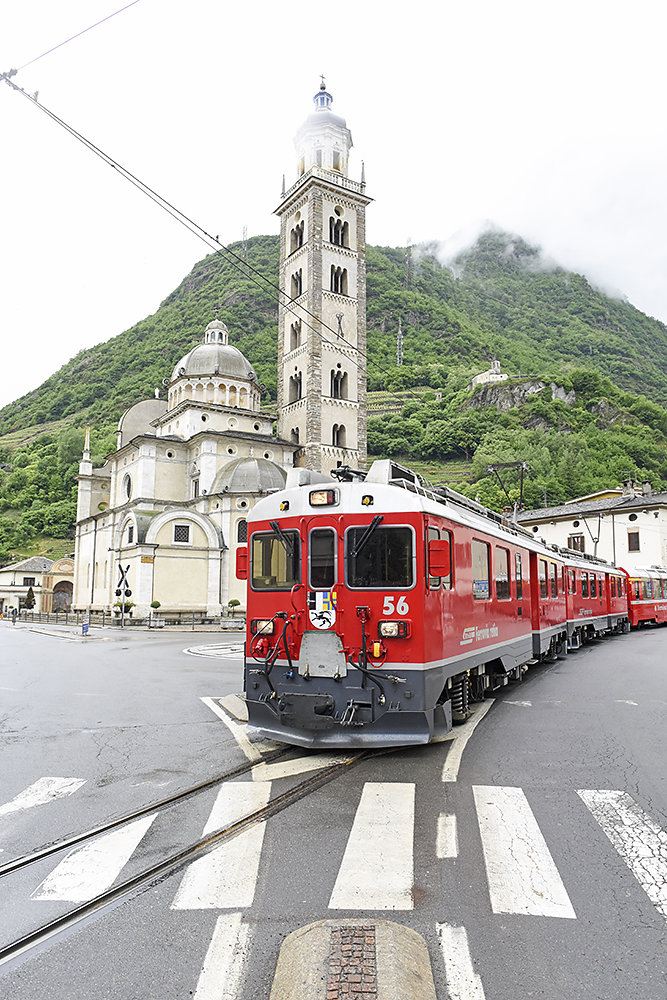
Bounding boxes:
[237,460,667,748]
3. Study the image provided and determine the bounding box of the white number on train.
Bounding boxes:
[382,596,410,615]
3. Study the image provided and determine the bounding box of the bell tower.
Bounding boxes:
[276,81,371,473]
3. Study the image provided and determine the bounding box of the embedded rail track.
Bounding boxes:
[0,748,371,968]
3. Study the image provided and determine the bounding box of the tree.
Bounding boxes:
[25,586,36,610]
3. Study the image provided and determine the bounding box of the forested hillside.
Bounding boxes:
[2,230,667,564]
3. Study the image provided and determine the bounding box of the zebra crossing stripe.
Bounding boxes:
[31,814,157,902]
[577,789,667,920]
[329,782,415,911]
[171,782,271,910]
[436,813,458,858]
[0,777,86,817]
[193,913,250,1000]
[437,923,486,1000]
[473,786,576,918]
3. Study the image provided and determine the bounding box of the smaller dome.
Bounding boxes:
[211,457,287,495]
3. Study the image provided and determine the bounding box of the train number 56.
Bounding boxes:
[382,596,409,615]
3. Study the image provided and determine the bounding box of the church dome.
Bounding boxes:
[170,319,257,383]
[211,457,287,495]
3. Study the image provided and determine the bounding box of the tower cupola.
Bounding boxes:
[295,79,353,178]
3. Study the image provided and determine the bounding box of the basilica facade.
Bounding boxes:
[73,83,368,615]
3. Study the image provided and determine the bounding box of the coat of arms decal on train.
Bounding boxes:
[308,589,337,629]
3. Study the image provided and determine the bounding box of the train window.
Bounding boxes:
[539,560,547,598]
[309,528,336,590]
[568,569,576,594]
[426,527,452,590]
[550,563,558,597]
[590,575,597,598]
[610,576,616,597]
[346,526,414,589]
[633,580,640,600]
[250,530,300,590]
[427,527,440,590]
[515,552,523,600]
[644,579,652,599]
[472,539,490,600]
[582,572,589,598]
[495,547,510,600]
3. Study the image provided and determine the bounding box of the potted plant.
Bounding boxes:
[227,598,241,618]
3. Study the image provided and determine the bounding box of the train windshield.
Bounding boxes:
[250,530,300,590]
[346,526,414,588]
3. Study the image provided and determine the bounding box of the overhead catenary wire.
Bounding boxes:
[15,1,144,72]
[0,74,422,407]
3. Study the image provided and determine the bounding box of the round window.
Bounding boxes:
[334,206,343,217]
[629,513,638,521]
[573,520,580,528]
[264,452,272,460]
[532,526,539,533]
[123,474,132,500]
[253,423,261,431]
[166,451,174,458]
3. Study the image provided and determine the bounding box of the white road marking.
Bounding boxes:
[185,644,245,659]
[440,700,495,782]
[503,700,532,707]
[193,913,250,1000]
[251,753,342,782]
[437,923,486,1000]
[200,696,262,763]
[436,813,459,858]
[0,777,86,818]
[171,782,271,909]
[473,785,576,918]
[32,814,156,901]
[614,700,638,706]
[578,789,667,919]
[329,782,415,911]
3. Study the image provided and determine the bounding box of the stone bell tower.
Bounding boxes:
[275,80,371,473]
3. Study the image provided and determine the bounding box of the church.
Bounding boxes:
[73,82,370,616]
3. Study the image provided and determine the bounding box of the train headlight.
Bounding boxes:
[378,620,409,638]
[251,619,275,635]
[309,489,339,506]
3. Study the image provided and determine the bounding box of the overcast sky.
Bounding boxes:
[1,0,666,411]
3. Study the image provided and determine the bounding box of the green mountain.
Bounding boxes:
[2,230,667,563]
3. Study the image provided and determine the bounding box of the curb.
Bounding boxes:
[270,919,436,1000]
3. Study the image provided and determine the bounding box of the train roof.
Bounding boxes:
[249,459,625,573]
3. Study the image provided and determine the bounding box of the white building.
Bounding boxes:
[468,359,509,391]
[517,482,667,570]
[0,556,74,615]
[73,82,370,615]
[73,318,299,617]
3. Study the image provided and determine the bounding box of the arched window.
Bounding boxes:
[289,320,301,351]
[288,373,302,403]
[329,217,349,247]
[330,369,347,399]
[289,221,304,253]
[330,266,348,295]
[291,269,303,298]
[237,519,248,543]
[332,424,346,447]
[290,427,300,444]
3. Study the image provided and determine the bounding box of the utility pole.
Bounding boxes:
[396,318,403,366]
[242,224,248,261]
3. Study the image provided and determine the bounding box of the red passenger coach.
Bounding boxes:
[562,554,628,648]
[624,568,667,627]
[238,460,657,748]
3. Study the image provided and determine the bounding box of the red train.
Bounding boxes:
[237,460,667,748]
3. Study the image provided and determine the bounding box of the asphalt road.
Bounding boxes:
[0,621,666,999]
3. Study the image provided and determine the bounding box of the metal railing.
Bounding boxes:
[16,610,245,630]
